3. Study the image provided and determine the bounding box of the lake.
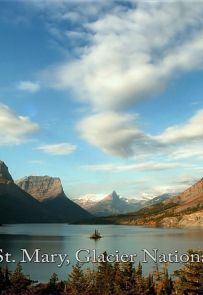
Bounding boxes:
[0,224,202,282]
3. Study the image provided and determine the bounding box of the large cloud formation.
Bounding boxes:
[45,2,203,110]
[40,1,203,158]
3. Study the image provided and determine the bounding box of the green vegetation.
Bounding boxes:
[0,250,202,295]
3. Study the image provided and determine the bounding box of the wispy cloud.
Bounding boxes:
[170,147,203,160]
[38,142,76,155]
[82,161,193,173]
[17,81,40,93]
[156,109,203,143]
[29,160,45,165]
[0,104,39,145]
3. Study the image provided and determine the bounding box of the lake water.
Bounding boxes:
[0,224,202,282]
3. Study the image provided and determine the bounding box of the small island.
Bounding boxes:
[90,229,102,240]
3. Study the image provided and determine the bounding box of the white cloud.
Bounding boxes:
[0,104,39,145]
[17,81,40,92]
[77,111,151,157]
[171,147,203,160]
[78,108,203,159]
[38,142,76,155]
[43,2,203,110]
[156,109,203,143]
[83,161,192,173]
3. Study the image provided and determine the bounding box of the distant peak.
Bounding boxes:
[0,160,13,182]
[104,190,120,201]
[112,190,118,197]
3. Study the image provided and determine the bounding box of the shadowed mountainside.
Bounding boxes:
[16,176,92,222]
[0,160,92,223]
[0,161,54,223]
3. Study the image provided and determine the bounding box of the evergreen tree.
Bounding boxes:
[135,261,142,277]
[47,272,59,293]
[120,261,135,294]
[112,262,123,294]
[0,267,4,292]
[95,251,113,295]
[4,264,11,288]
[162,268,173,295]
[134,262,146,295]
[10,262,31,294]
[174,249,203,294]
[67,262,87,295]
[146,273,156,295]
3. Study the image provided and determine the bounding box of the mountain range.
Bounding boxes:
[1,159,202,227]
[0,160,91,223]
[75,191,171,216]
[89,178,203,227]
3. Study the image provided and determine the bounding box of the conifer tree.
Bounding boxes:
[48,272,59,293]
[146,273,156,295]
[10,262,31,294]
[174,249,203,294]
[120,261,135,294]
[134,262,146,294]
[112,262,123,294]
[67,262,87,295]
[4,264,10,288]
[0,267,4,292]
[95,251,113,295]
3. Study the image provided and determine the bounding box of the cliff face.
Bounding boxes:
[17,176,92,222]
[16,176,64,202]
[0,162,55,223]
[0,161,13,183]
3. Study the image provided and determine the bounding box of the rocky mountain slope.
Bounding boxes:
[16,176,92,222]
[92,178,203,227]
[0,161,54,223]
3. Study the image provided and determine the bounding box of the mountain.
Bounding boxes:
[164,178,203,212]
[92,178,203,227]
[74,197,98,211]
[0,161,54,223]
[16,176,92,222]
[0,160,13,182]
[75,190,153,216]
[75,191,172,217]
[144,193,172,206]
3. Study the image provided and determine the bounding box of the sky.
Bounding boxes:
[1,0,203,200]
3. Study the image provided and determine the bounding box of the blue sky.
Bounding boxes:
[1,0,203,200]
